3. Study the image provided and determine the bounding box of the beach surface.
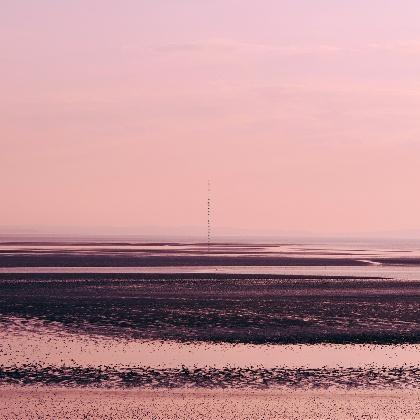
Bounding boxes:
[1,387,419,420]
[0,240,419,418]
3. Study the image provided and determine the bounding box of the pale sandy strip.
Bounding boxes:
[0,387,419,419]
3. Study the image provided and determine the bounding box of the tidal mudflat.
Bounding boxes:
[0,241,419,418]
[1,388,420,420]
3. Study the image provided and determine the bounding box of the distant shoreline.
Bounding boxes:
[3,254,420,267]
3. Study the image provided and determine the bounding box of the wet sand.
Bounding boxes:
[1,317,419,390]
[1,241,419,418]
[1,387,419,419]
[2,241,420,267]
[1,272,418,344]
[0,254,372,266]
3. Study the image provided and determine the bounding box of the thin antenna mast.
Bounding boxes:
[207,180,211,252]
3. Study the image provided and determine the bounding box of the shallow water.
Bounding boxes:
[2,241,420,268]
[0,317,419,389]
[3,265,420,282]
[2,241,420,258]
[2,317,420,369]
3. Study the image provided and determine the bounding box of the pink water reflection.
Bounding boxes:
[1,318,419,369]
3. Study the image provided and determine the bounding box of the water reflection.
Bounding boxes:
[1,317,419,389]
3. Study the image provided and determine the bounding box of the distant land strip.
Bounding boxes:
[0,255,386,267]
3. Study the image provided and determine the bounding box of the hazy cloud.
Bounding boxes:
[153,39,343,56]
[153,39,420,56]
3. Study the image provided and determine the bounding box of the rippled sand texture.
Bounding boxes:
[1,318,419,389]
[1,273,419,344]
[1,388,420,420]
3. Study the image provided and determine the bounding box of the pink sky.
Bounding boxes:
[2,1,420,237]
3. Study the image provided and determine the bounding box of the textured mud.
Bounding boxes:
[1,365,419,389]
[0,273,419,344]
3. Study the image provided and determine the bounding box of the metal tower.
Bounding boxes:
[207,180,211,252]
